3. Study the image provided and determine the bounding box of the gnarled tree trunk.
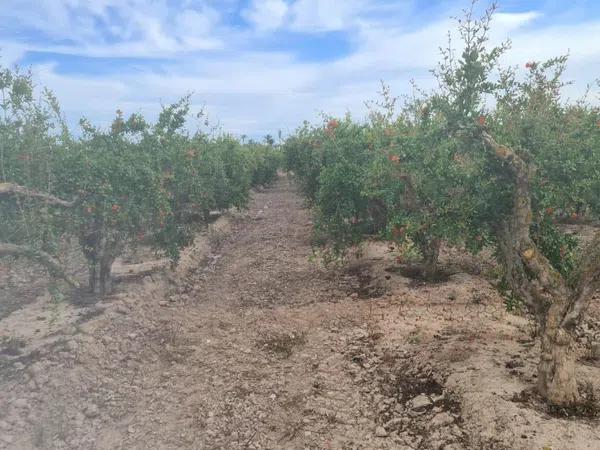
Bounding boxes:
[88,249,116,295]
[422,237,441,281]
[481,131,600,406]
[538,309,579,405]
[80,220,118,295]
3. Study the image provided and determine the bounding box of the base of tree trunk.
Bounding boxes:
[88,258,115,295]
[538,327,580,406]
[422,238,441,282]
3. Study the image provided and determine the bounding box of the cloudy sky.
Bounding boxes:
[1,0,599,138]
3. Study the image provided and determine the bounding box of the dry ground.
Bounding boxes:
[1,176,599,449]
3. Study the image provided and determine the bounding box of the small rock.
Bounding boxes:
[115,305,129,315]
[158,301,168,307]
[83,404,99,419]
[375,426,388,437]
[384,418,403,429]
[431,393,445,404]
[409,394,431,411]
[430,412,454,428]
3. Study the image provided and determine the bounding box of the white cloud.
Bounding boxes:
[0,0,223,56]
[243,0,289,32]
[290,0,365,32]
[0,42,26,67]
[1,1,599,138]
[493,11,541,30]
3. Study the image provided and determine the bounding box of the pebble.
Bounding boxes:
[115,305,129,315]
[83,404,99,418]
[375,426,388,437]
[409,394,431,411]
[430,412,454,428]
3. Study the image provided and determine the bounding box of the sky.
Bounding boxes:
[1,0,600,138]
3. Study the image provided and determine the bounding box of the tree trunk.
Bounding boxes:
[89,251,115,295]
[538,317,579,406]
[80,220,117,295]
[479,131,593,407]
[422,237,441,281]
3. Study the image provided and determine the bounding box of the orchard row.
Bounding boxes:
[0,72,280,294]
[283,5,600,408]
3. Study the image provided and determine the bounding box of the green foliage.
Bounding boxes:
[531,215,580,280]
[284,0,599,290]
[0,65,280,291]
[0,67,68,255]
[246,143,281,187]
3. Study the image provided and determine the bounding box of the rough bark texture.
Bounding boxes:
[80,220,118,295]
[481,130,600,406]
[422,237,441,281]
[88,252,115,295]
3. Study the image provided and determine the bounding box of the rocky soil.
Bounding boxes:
[1,176,599,449]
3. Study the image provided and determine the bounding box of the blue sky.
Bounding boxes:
[1,0,600,137]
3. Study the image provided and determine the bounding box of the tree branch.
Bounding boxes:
[480,130,565,318]
[0,182,78,208]
[0,242,80,288]
[480,131,532,241]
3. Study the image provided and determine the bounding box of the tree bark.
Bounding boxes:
[88,251,115,295]
[80,220,118,295]
[479,130,600,406]
[538,304,579,405]
[422,237,441,281]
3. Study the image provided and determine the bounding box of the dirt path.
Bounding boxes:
[1,176,599,450]
[0,177,383,450]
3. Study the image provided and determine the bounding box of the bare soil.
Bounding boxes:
[1,176,599,449]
